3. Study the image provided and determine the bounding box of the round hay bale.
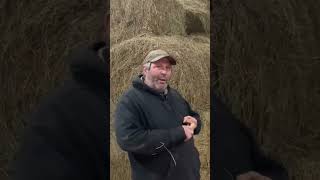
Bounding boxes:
[111,0,209,44]
[110,34,210,111]
[176,0,210,35]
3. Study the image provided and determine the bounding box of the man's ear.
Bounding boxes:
[142,65,147,75]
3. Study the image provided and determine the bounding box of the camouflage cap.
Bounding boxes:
[142,49,176,65]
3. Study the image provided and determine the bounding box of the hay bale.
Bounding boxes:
[110,34,210,111]
[177,0,210,35]
[111,0,209,44]
[110,130,131,180]
[194,111,210,180]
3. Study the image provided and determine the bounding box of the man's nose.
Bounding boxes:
[160,69,167,75]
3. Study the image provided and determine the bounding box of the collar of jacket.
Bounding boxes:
[67,41,109,93]
[132,74,170,100]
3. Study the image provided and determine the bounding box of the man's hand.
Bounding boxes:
[182,125,194,142]
[183,116,197,130]
[236,171,272,180]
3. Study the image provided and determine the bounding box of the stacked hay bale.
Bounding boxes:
[111,0,209,44]
[212,0,320,179]
[110,0,210,179]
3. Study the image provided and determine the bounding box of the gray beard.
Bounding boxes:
[141,75,168,94]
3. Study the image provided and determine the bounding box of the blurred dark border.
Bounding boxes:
[0,0,109,179]
[211,0,320,179]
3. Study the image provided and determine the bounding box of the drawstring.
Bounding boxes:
[154,142,177,166]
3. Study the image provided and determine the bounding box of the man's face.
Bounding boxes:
[143,58,173,92]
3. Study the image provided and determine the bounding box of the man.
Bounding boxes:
[212,93,288,180]
[115,49,202,180]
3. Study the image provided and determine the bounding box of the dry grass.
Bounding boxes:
[0,0,106,179]
[111,0,209,45]
[194,111,210,180]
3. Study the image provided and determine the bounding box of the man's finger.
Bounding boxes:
[189,122,196,129]
[186,116,197,122]
[184,118,196,123]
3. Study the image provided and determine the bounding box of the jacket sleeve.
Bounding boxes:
[115,95,186,155]
[171,89,202,135]
[185,100,202,135]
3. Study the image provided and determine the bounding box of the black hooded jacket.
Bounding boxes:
[115,75,201,180]
[212,93,288,180]
[10,42,109,180]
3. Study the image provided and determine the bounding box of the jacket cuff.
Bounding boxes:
[194,120,201,135]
